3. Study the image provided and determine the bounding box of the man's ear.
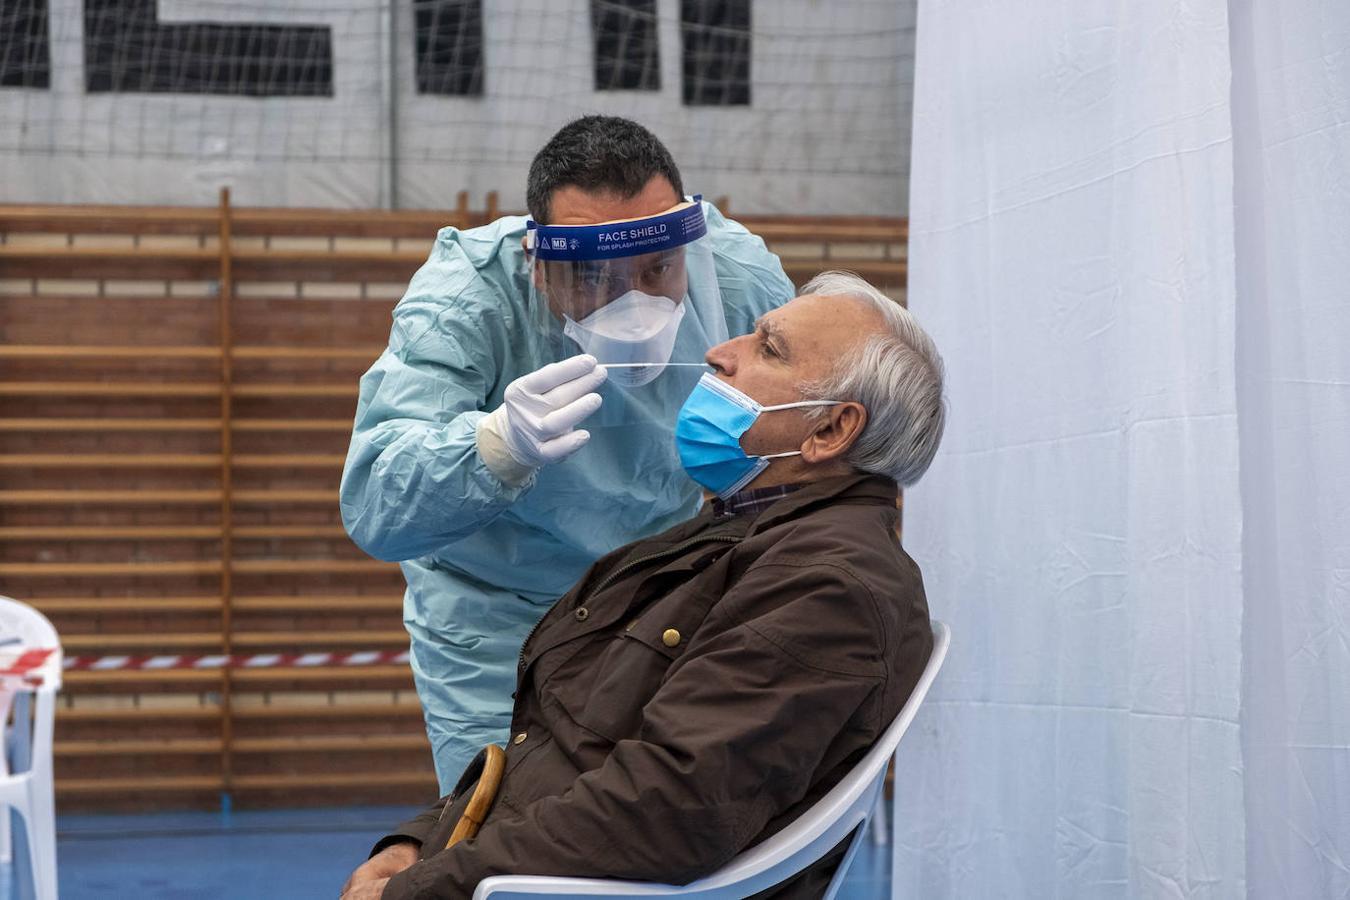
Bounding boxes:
[799,402,867,465]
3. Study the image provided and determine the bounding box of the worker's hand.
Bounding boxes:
[340,841,418,897]
[479,355,607,476]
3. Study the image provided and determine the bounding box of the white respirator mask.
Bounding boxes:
[563,290,688,387]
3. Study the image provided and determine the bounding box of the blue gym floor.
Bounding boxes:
[0,807,891,899]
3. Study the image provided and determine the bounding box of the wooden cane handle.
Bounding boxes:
[445,744,506,849]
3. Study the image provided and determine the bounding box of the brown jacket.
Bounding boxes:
[377,473,932,899]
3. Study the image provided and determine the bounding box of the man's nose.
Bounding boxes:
[704,336,740,375]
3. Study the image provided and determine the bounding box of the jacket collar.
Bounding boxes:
[744,472,899,536]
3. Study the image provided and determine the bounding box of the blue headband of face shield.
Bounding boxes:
[675,373,844,499]
[528,198,706,261]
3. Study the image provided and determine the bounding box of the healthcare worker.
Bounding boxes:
[340,116,794,789]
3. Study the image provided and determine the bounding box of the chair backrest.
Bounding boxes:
[0,597,63,693]
[473,620,951,900]
[0,596,63,799]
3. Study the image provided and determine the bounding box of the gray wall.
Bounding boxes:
[0,0,916,214]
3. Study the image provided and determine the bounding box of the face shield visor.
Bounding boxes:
[526,198,727,389]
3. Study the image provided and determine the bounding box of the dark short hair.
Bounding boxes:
[526,116,684,224]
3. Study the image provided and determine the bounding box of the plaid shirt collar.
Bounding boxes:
[710,483,806,520]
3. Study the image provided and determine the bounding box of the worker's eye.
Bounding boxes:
[571,263,610,288]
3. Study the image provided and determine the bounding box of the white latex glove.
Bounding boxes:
[477,355,607,484]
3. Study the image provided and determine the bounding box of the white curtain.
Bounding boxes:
[893,0,1350,896]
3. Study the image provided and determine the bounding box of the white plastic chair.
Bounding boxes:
[0,597,62,900]
[473,620,950,900]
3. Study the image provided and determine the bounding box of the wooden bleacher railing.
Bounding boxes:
[0,193,905,811]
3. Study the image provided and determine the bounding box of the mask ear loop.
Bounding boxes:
[748,400,847,463]
[759,399,844,412]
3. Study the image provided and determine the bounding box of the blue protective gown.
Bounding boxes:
[340,202,793,789]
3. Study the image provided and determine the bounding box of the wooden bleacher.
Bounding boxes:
[0,192,905,811]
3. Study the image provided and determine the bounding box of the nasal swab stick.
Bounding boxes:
[598,363,710,368]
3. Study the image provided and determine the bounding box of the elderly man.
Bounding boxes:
[340,271,946,900]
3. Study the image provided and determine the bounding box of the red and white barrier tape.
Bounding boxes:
[0,648,412,689]
[61,649,411,672]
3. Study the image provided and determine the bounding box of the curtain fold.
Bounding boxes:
[895,0,1349,895]
[1232,0,1350,896]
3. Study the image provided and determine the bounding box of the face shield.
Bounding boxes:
[526,198,728,389]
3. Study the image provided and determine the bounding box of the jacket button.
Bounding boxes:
[513,732,527,745]
[574,607,589,622]
[693,553,721,572]
[662,628,681,648]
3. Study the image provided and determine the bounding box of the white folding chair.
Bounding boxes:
[473,621,950,900]
[0,597,63,900]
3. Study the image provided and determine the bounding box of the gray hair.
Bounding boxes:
[798,271,947,486]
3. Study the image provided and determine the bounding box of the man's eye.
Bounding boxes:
[646,263,672,279]
[760,339,780,359]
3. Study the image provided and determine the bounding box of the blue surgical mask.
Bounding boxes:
[675,373,842,499]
